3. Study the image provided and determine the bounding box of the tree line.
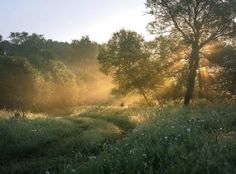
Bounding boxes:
[0,33,100,111]
[0,0,235,110]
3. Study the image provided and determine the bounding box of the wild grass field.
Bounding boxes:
[0,105,235,174]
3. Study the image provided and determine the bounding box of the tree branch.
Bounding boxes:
[161,0,193,43]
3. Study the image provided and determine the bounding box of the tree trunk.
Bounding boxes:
[198,68,205,98]
[139,87,152,106]
[184,44,200,106]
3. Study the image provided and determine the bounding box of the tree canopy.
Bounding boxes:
[98,30,162,105]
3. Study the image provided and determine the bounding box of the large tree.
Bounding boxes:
[98,30,161,106]
[146,0,236,105]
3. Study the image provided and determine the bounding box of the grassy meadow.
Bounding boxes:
[0,105,235,174]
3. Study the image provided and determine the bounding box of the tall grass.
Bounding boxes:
[74,105,236,174]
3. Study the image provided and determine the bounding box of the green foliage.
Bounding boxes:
[98,30,148,74]
[71,36,98,66]
[208,45,236,95]
[2,32,71,63]
[0,55,79,110]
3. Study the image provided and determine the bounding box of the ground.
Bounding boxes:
[0,105,235,174]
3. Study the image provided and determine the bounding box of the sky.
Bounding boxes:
[0,0,154,43]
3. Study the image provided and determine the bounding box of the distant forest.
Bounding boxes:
[0,32,109,110]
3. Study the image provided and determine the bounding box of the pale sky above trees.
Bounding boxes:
[0,0,153,43]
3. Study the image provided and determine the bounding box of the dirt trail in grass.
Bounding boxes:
[0,107,149,173]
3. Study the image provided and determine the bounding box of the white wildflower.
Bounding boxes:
[129,149,134,154]
[88,156,96,160]
[142,153,147,158]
